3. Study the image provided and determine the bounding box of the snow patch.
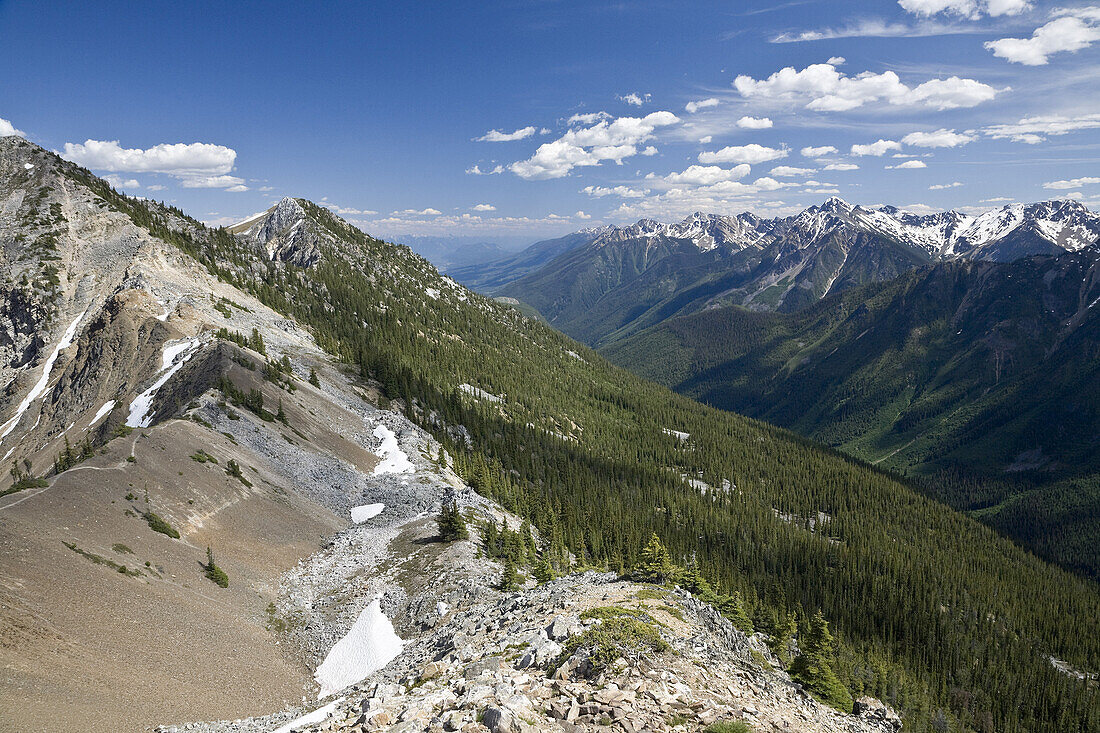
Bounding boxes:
[425,287,440,300]
[663,428,690,441]
[0,310,86,442]
[351,503,385,523]
[125,338,201,428]
[314,598,403,698]
[23,163,34,170]
[89,400,116,427]
[371,424,413,475]
[271,699,341,733]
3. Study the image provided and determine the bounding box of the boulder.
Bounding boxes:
[853,696,903,732]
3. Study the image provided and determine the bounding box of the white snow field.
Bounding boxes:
[0,310,86,441]
[350,503,385,523]
[370,424,413,475]
[126,338,200,428]
[314,598,404,698]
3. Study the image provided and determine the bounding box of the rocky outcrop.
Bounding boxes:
[180,574,900,733]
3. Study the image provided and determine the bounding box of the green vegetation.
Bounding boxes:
[790,610,853,712]
[190,449,218,464]
[111,543,133,555]
[53,158,1100,732]
[203,547,229,588]
[601,258,1100,581]
[143,511,180,539]
[54,435,94,473]
[436,501,469,542]
[63,541,142,576]
[225,459,253,487]
[309,366,321,387]
[556,613,669,676]
[704,722,751,733]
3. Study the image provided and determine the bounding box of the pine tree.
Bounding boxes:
[499,555,521,591]
[533,555,555,583]
[309,367,320,387]
[791,610,853,711]
[436,501,468,542]
[249,327,266,355]
[633,532,674,585]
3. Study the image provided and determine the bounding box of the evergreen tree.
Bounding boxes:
[633,532,675,585]
[533,555,555,583]
[249,327,266,355]
[499,555,521,591]
[309,367,320,387]
[791,610,853,711]
[436,501,468,542]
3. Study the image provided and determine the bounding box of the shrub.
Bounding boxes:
[203,547,229,588]
[555,615,668,676]
[144,511,180,539]
[704,722,752,733]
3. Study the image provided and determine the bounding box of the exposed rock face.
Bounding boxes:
[179,575,901,733]
[854,697,902,732]
[230,197,329,267]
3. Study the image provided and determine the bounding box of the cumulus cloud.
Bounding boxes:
[466,164,504,175]
[983,113,1100,143]
[901,128,976,147]
[929,181,963,189]
[476,126,537,142]
[471,203,496,211]
[618,92,651,106]
[985,12,1100,65]
[886,160,928,169]
[851,139,903,156]
[575,211,592,220]
[658,164,752,186]
[392,208,442,216]
[770,165,816,176]
[179,174,247,189]
[801,145,838,158]
[685,98,720,113]
[103,174,140,190]
[509,111,680,179]
[1043,177,1100,189]
[823,162,860,170]
[323,204,379,215]
[568,111,612,125]
[0,117,25,138]
[62,139,236,176]
[733,62,998,112]
[736,116,773,129]
[898,0,1029,19]
[698,143,787,164]
[582,185,649,198]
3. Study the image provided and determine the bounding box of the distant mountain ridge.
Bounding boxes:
[487,197,1100,346]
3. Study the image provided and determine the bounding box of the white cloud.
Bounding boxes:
[62,139,236,176]
[771,19,983,42]
[0,117,25,138]
[103,174,140,190]
[146,184,167,192]
[685,98,720,113]
[568,111,612,125]
[476,126,537,142]
[929,181,964,189]
[698,143,787,164]
[1043,177,1100,189]
[179,174,246,189]
[509,111,680,179]
[392,208,442,216]
[699,135,713,144]
[823,162,860,170]
[323,204,378,215]
[582,185,649,198]
[886,160,928,169]
[618,93,651,106]
[901,128,976,147]
[466,164,504,175]
[801,145,838,158]
[659,164,752,186]
[471,203,496,211]
[851,139,903,156]
[575,211,592,220]
[736,116,773,129]
[770,165,816,177]
[225,184,249,193]
[898,0,1029,19]
[733,62,998,112]
[985,13,1100,65]
[983,113,1100,143]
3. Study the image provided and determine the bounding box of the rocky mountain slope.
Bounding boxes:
[448,228,611,291]
[491,198,1100,346]
[1,136,1098,732]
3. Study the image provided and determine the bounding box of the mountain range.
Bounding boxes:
[454,197,1100,347]
[1,136,1098,733]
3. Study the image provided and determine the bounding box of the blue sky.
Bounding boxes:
[1,0,1098,242]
